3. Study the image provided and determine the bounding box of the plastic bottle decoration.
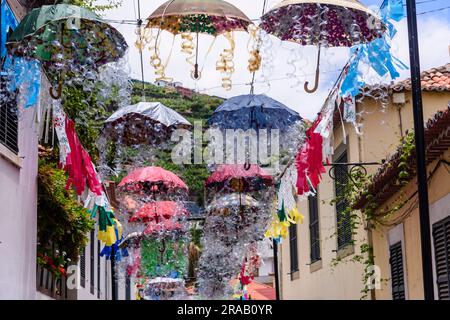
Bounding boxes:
[260,0,385,93]
[6,3,127,99]
[138,0,256,89]
[116,167,190,300]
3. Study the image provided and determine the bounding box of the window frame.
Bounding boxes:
[308,193,321,263]
[333,146,352,251]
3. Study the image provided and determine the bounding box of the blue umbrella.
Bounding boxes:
[207,94,301,131]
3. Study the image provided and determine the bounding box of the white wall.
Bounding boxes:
[0,102,39,299]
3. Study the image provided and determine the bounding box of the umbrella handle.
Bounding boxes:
[49,80,63,100]
[159,239,166,253]
[244,162,251,171]
[304,46,321,94]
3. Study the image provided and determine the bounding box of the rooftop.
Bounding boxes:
[353,104,450,210]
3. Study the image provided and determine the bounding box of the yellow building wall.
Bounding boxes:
[278,89,449,300]
[372,149,450,300]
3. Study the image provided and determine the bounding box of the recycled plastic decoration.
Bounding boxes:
[138,0,255,89]
[116,167,190,300]
[103,101,192,146]
[260,0,386,93]
[6,4,127,99]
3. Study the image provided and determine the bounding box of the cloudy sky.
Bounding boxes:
[100,0,450,120]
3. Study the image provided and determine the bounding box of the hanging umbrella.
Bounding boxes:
[104,102,192,146]
[141,0,253,88]
[118,166,188,195]
[207,94,301,131]
[206,193,260,213]
[6,4,127,98]
[129,201,188,223]
[206,164,273,192]
[260,0,385,93]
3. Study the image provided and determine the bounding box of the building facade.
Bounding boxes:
[277,64,450,300]
[0,0,132,300]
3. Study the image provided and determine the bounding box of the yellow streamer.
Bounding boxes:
[216,32,235,91]
[247,24,262,73]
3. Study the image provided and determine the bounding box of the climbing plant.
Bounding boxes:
[37,157,94,276]
[328,131,418,298]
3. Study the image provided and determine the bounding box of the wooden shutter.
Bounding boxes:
[0,76,19,154]
[334,150,352,249]
[97,240,101,299]
[309,194,321,263]
[389,241,405,300]
[90,231,95,294]
[289,223,299,273]
[432,216,450,300]
[80,248,86,288]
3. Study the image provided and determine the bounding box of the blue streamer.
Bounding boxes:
[1,0,18,58]
[339,0,408,98]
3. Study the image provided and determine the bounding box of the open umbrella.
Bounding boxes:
[140,0,253,89]
[130,201,188,223]
[104,102,192,146]
[118,166,188,195]
[206,193,260,213]
[260,0,385,93]
[6,4,127,98]
[206,164,273,192]
[207,94,301,131]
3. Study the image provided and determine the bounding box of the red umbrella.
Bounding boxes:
[205,164,273,192]
[143,219,183,235]
[118,166,188,194]
[129,201,188,223]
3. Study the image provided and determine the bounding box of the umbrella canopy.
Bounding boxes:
[118,166,188,194]
[105,102,192,128]
[146,0,252,35]
[7,4,127,68]
[206,164,273,192]
[206,193,260,212]
[103,102,192,146]
[143,219,184,235]
[260,0,384,47]
[129,201,188,223]
[260,0,385,93]
[207,94,301,130]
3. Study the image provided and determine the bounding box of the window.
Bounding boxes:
[80,247,86,288]
[97,240,101,299]
[334,150,352,249]
[0,75,19,154]
[432,216,450,300]
[126,275,131,300]
[309,194,321,263]
[289,223,299,275]
[90,230,95,294]
[389,242,405,300]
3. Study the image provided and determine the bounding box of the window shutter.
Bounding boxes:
[334,150,352,249]
[97,240,101,299]
[309,194,321,263]
[80,248,86,288]
[0,76,19,154]
[389,241,405,300]
[432,216,450,300]
[289,223,298,274]
[90,231,95,294]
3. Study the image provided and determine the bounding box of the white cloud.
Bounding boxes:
[100,0,450,120]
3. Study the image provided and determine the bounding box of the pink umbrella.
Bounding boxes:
[206,164,273,192]
[129,201,188,223]
[118,166,188,194]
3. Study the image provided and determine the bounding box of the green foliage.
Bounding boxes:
[67,0,122,12]
[37,159,94,263]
